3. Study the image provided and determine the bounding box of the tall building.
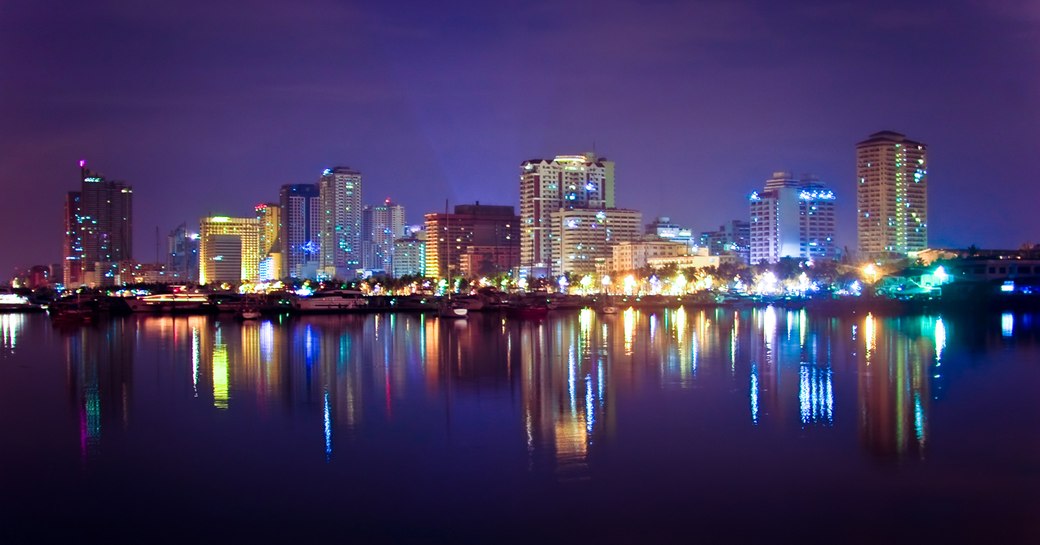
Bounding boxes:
[392,237,426,278]
[198,216,260,285]
[362,198,406,272]
[856,131,928,261]
[279,184,320,278]
[520,153,615,276]
[167,223,200,282]
[255,203,282,281]
[748,172,836,265]
[317,167,363,279]
[424,203,519,280]
[699,220,751,262]
[550,208,642,276]
[62,161,133,287]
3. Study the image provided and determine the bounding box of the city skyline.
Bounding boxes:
[2,1,1038,278]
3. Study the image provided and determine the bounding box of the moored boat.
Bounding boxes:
[127,293,211,313]
[292,290,368,313]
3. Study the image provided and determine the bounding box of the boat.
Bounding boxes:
[292,290,368,313]
[48,295,96,324]
[436,199,468,320]
[506,300,550,319]
[597,294,618,314]
[238,308,262,320]
[0,292,44,313]
[127,293,211,313]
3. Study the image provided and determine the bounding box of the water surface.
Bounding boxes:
[1,309,1037,543]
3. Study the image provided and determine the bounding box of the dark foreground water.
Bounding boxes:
[1,308,1038,544]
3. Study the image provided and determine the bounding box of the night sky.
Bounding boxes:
[1,0,1037,277]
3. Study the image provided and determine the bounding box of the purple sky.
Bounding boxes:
[2,0,1038,277]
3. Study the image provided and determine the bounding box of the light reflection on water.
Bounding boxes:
[1,308,1037,540]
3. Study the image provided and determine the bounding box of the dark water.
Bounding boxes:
[1,308,1038,543]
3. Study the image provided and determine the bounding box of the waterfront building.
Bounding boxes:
[611,238,689,273]
[647,248,739,270]
[520,153,614,276]
[749,172,836,265]
[646,217,699,251]
[198,216,260,285]
[550,208,641,276]
[424,203,519,280]
[362,198,406,273]
[317,167,363,279]
[254,203,282,281]
[167,223,200,282]
[279,183,320,278]
[392,236,426,278]
[699,220,750,262]
[857,131,928,261]
[63,161,133,287]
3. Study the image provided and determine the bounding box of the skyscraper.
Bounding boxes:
[317,167,363,279]
[255,203,281,281]
[425,203,519,280]
[856,131,928,261]
[520,153,614,276]
[749,172,836,265]
[279,184,320,278]
[550,208,642,276]
[362,199,406,272]
[198,216,260,285]
[167,223,200,282]
[62,161,133,287]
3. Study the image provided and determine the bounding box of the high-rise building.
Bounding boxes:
[255,203,282,281]
[749,172,836,265]
[279,184,320,278]
[424,203,519,280]
[856,131,928,261]
[392,237,426,278]
[317,167,363,279]
[550,208,642,276]
[520,153,614,276]
[167,223,200,282]
[198,216,260,285]
[362,198,406,272]
[699,220,751,262]
[62,161,133,287]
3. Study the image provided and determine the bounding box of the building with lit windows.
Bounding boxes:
[424,203,519,280]
[550,208,641,276]
[699,220,750,262]
[392,236,426,278]
[520,153,614,276]
[749,172,836,265]
[254,203,281,281]
[645,217,699,251]
[317,167,363,279]
[611,238,689,273]
[167,223,199,282]
[857,131,928,261]
[279,183,320,278]
[362,198,405,272]
[198,216,260,285]
[63,161,133,287]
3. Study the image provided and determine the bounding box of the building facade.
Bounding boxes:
[550,208,642,276]
[699,220,750,262]
[424,203,519,280]
[279,183,321,279]
[198,216,260,285]
[611,238,689,273]
[167,223,200,282]
[254,203,281,281]
[749,172,836,265]
[520,153,615,276]
[392,237,426,278]
[317,167,363,279]
[63,161,133,287]
[856,131,928,261]
[362,198,406,272]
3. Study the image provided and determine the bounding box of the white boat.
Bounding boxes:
[292,290,368,313]
[438,301,468,319]
[127,293,210,313]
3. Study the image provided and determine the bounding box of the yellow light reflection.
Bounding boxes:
[213,339,229,409]
[622,308,636,355]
